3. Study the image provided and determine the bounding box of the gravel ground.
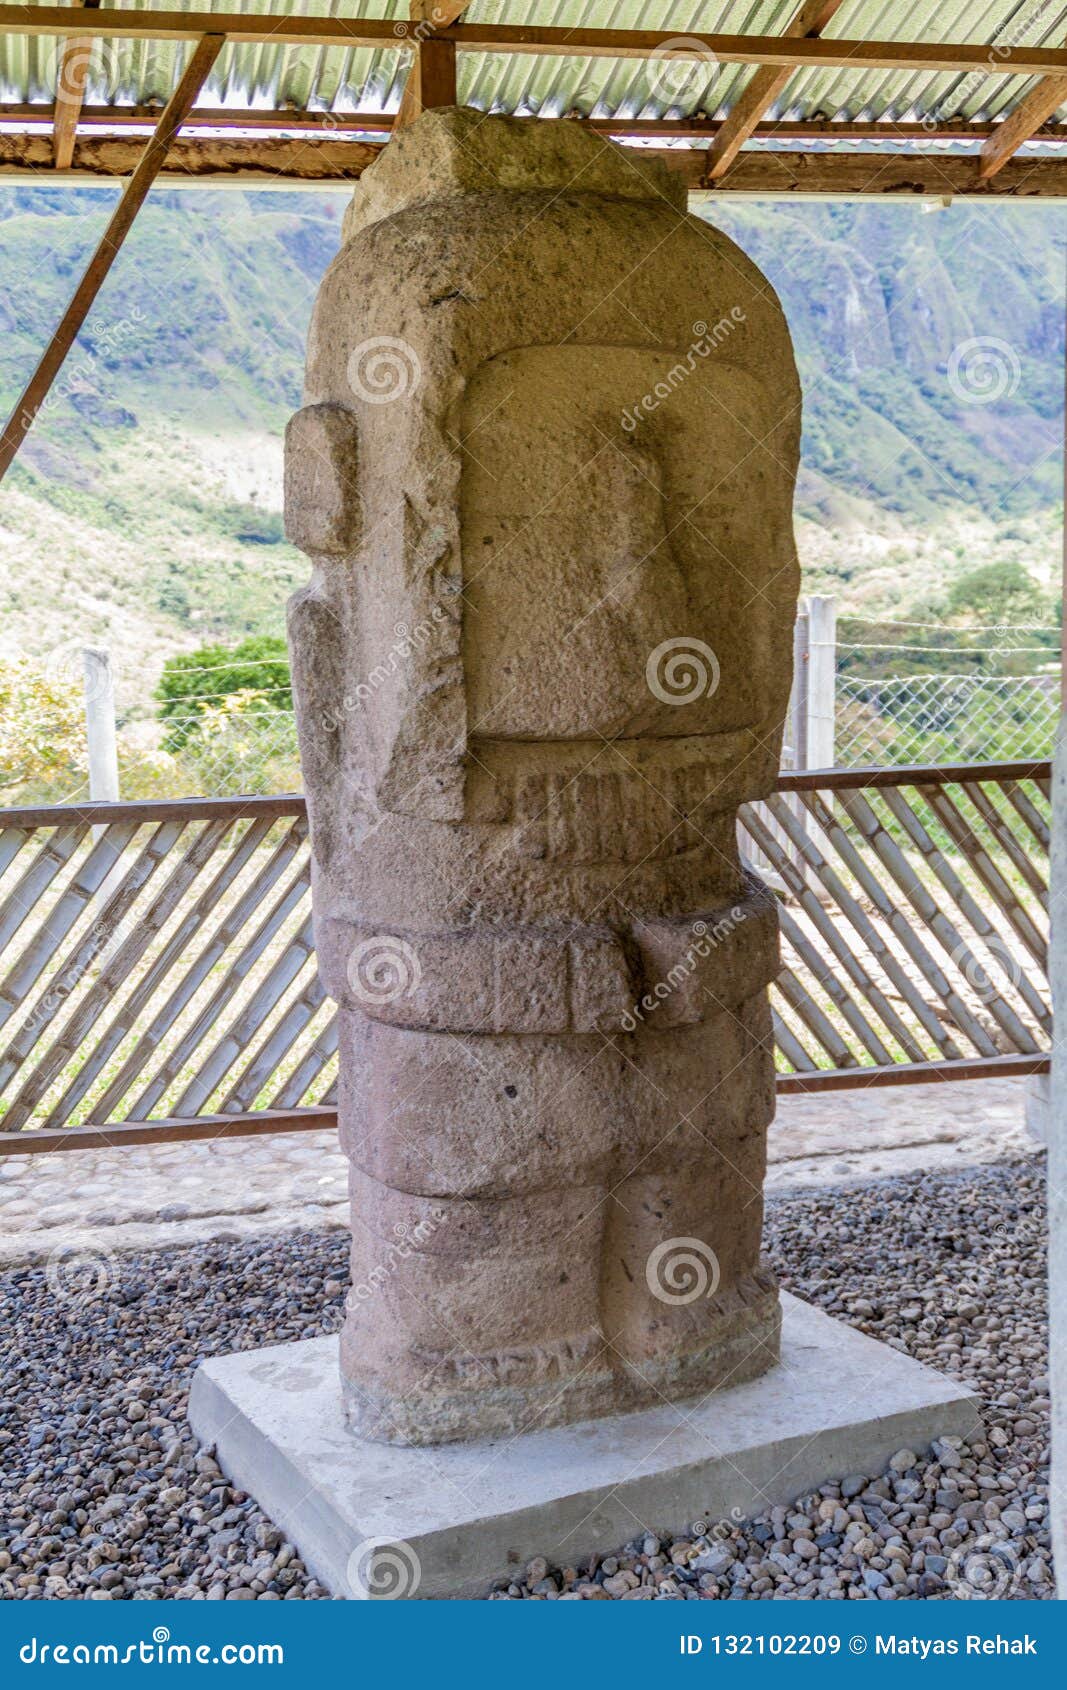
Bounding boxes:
[0,1156,1051,1601]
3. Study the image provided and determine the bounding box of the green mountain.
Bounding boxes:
[708,198,1064,620]
[0,184,1062,710]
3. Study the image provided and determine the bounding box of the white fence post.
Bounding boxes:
[82,647,119,804]
[788,604,810,772]
[806,594,837,771]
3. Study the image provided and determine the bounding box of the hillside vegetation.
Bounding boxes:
[0,184,1062,722]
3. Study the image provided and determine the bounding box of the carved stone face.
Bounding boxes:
[461,344,789,747]
[286,113,801,863]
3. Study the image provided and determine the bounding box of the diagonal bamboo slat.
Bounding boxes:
[0,761,1051,1151]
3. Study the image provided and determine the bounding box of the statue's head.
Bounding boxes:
[285,109,801,875]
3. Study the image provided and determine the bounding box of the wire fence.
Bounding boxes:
[1,604,1062,804]
[836,673,1061,767]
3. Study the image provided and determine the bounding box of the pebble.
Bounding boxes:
[0,1160,1051,1604]
[0,1232,351,1602]
[497,1160,1052,1603]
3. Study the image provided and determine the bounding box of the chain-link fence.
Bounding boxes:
[785,601,1062,772]
[2,604,1062,806]
[836,672,1060,767]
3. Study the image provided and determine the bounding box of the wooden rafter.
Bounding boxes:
[705,0,846,182]
[4,9,1067,79]
[395,2,466,131]
[978,73,1067,179]
[7,136,1067,198]
[0,34,225,485]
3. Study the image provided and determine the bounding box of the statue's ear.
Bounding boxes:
[284,402,362,556]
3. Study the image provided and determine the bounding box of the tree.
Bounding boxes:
[177,689,301,796]
[945,561,1047,626]
[0,656,87,801]
[155,635,291,752]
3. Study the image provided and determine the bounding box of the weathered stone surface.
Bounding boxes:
[284,107,802,1444]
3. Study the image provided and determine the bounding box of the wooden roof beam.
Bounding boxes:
[0,34,225,485]
[978,73,1067,179]
[705,0,846,182]
[5,11,1067,78]
[9,138,1067,197]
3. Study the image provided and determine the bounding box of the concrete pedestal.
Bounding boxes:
[188,1292,978,1600]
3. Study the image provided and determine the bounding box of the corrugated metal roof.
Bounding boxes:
[2,0,1067,136]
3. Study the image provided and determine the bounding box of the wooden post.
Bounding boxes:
[53,32,95,169]
[806,594,837,771]
[0,32,225,485]
[394,4,464,130]
[82,647,119,803]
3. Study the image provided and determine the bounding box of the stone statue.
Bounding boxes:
[285,109,801,1445]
